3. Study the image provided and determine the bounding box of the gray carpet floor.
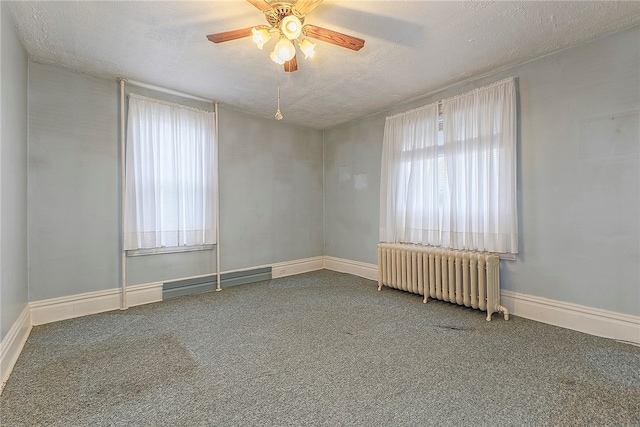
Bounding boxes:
[1,270,639,426]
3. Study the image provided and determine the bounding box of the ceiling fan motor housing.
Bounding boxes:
[264,2,306,29]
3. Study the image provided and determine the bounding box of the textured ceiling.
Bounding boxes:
[6,1,640,129]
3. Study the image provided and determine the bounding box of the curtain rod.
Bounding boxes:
[386,76,514,121]
[124,78,216,104]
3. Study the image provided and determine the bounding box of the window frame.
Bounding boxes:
[123,94,217,253]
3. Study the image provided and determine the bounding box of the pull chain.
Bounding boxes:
[275,67,283,120]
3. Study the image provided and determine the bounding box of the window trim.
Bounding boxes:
[126,244,215,257]
[124,93,217,251]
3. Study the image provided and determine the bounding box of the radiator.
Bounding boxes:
[377,243,510,321]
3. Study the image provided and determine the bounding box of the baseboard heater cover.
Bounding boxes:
[163,267,272,299]
[377,243,509,321]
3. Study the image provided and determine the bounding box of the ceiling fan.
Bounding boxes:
[206,0,365,72]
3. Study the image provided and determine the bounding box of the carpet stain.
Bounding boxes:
[432,325,472,331]
[553,377,640,426]
[1,333,197,425]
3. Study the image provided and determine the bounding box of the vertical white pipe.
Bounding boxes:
[215,102,222,292]
[117,77,128,309]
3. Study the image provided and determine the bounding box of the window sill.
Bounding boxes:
[126,244,215,257]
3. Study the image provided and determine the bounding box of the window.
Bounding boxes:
[381,103,441,244]
[124,94,217,251]
[380,78,518,254]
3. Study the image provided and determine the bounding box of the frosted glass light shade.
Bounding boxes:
[281,15,302,40]
[252,27,271,49]
[274,37,296,61]
[298,39,316,59]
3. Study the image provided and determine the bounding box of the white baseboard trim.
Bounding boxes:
[30,283,163,326]
[1,304,32,395]
[323,256,378,281]
[28,256,328,327]
[271,256,325,279]
[127,283,164,307]
[500,290,640,345]
[323,256,639,344]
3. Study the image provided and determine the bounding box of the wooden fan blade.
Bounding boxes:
[247,0,271,12]
[294,0,323,15]
[302,25,365,51]
[284,55,298,72]
[206,27,255,44]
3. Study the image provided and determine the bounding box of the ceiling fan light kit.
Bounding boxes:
[207,0,365,73]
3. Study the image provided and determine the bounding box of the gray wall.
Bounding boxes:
[324,26,640,316]
[324,114,384,261]
[29,62,120,301]
[1,5,29,342]
[218,107,324,271]
[28,61,324,300]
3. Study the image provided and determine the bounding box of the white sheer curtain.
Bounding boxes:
[379,103,441,245]
[124,94,216,250]
[379,77,518,254]
[441,78,517,253]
